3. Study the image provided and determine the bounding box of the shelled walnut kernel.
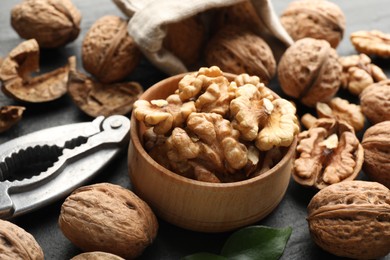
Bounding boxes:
[133,66,299,183]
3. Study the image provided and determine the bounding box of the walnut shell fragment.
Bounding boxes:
[280,0,345,48]
[0,39,69,103]
[362,121,390,188]
[59,183,158,260]
[0,106,25,133]
[67,56,143,117]
[293,118,364,189]
[11,0,81,48]
[205,26,276,84]
[82,15,141,83]
[351,30,390,57]
[307,180,390,259]
[278,38,341,107]
[359,80,390,124]
[0,219,44,260]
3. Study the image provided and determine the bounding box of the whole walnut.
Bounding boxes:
[205,26,276,84]
[82,15,141,83]
[362,121,390,188]
[359,80,390,124]
[163,15,205,67]
[0,219,44,260]
[11,0,81,48]
[280,0,345,48]
[307,180,390,259]
[59,183,158,259]
[278,38,341,107]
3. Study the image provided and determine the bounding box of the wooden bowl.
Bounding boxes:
[128,73,297,233]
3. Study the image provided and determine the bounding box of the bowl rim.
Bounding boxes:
[130,72,297,188]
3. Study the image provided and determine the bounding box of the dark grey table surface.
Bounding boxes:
[1,0,389,259]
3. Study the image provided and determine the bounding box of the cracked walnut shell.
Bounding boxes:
[0,106,25,133]
[280,0,345,48]
[362,121,390,188]
[82,15,141,83]
[359,80,390,124]
[278,38,341,107]
[307,180,390,259]
[293,118,363,189]
[11,0,81,48]
[0,39,70,103]
[0,219,44,260]
[205,26,276,84]
[59,183,158,260]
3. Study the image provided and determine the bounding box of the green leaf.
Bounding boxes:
[181,252,227,260]
[220,225,292,260]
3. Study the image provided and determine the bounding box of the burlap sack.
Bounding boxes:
[112,0,293,75]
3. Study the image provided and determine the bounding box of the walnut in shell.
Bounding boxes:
[0,106,25,133]
[278,38,341,107]
[362,121,390,188]
[71,251,124,260]
[11,0,81,48]
[205,26,276,84]
[0,219,44,260]
[293,118,364,189]
[82,15,141,83]
[307,180,390,259]
[163,15,205,67]
[351,30,390,57]
[59,183,158,260]
[0,39,70,103]
[359,80,390,124]
[67,56,143,117]
[280,0,345,48]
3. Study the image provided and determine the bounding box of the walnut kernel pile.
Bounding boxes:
[133,66,300,183]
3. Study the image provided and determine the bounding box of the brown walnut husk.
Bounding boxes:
[0,39,70,103]
[0,219,44,260]
[67,56,143,117]
[11,0,81,48]
[278,38,341,107]
[280,0,345,48]
[205,26,276,84]
[362,121,390,188]
[307,180,390,259]
[59,183,158,260]
[359,80,390,124]
[82,15,141,83]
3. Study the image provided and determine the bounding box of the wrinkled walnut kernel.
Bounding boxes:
[0,106,25,133]
[293,118,363,189]
[351,30,390,57]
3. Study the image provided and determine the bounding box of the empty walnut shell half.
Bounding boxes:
[0,39,70,103]
[0,219,44,260]
[293,118,364,189]
[280,0,345,48]
[359,79,390,124]
[362,121,390,188]
[307,180,390,259]
[11,0,81,48]
[278,38,341,107]
[205,26,276,84]
[82,15,141,83]
[0,106,25,133]
[67,56,143,117]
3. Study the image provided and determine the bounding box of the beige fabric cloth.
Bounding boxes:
[112,0,293,75]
